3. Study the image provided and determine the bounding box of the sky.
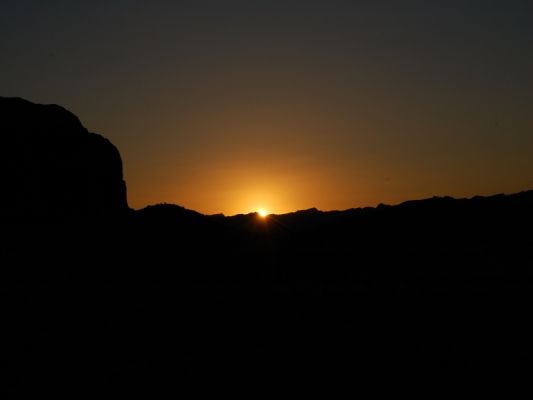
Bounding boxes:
[1,0,532,215]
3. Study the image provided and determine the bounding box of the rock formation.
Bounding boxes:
[0,97,128,221]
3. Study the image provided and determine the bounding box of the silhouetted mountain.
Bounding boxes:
[135,203,226,238]
[0,97,128,221]
[137,203,207,224]
[1,97,532,294]
[119,189,533,295]
[2,98,533,395]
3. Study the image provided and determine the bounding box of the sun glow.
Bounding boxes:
[257,208,269,218]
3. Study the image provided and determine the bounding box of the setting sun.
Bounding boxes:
[257,208,269,218]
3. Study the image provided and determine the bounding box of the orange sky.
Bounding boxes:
[2,2,532,215]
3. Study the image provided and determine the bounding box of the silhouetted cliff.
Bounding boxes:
[0,97,128,220]
[2,99,532,395]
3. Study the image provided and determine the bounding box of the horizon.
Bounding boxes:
[2,1,532,215]
[140,186,532,217]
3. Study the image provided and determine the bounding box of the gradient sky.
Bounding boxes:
[2,1,532,215]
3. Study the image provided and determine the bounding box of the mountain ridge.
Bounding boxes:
[135,189,533,224]
[2,97,532,295]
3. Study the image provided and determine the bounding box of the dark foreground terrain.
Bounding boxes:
[2,97,532,394]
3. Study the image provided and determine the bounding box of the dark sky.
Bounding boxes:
[2,1,532,214]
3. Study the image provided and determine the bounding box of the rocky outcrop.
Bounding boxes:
[0,97,128,221]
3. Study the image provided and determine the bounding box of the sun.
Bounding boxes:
[257,208,269,218]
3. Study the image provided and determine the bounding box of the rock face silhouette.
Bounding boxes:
[0,97,128,220]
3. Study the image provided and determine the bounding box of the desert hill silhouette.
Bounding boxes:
[1,97,532,283]
[2,97,532,395]
[1,97,532,291]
